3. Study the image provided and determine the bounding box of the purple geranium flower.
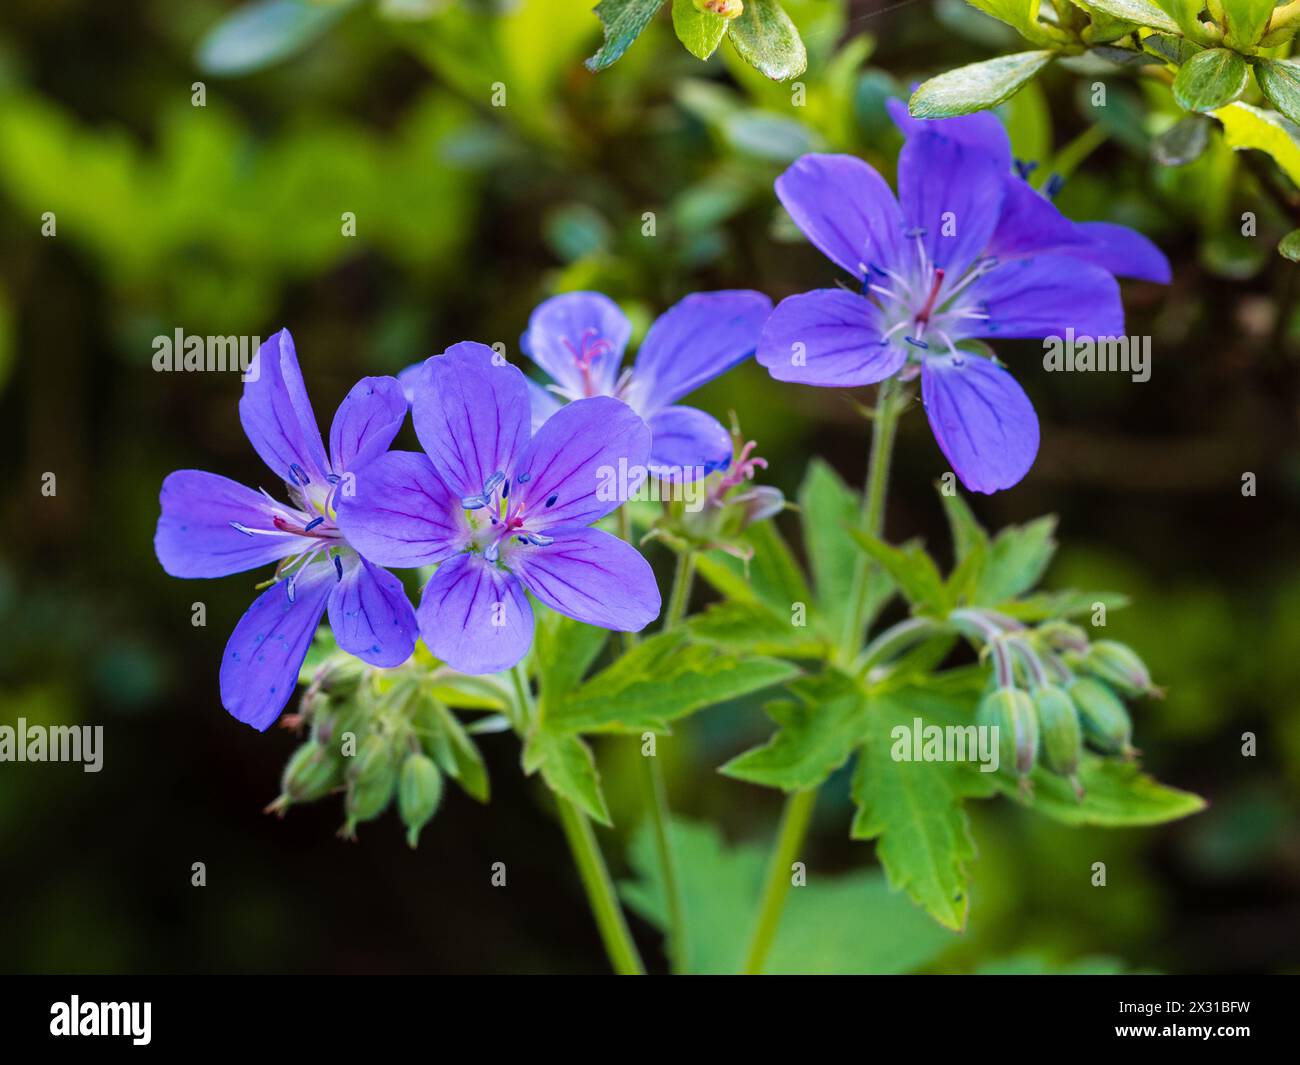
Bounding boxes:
[757,104,1170,494]
[335,342,661,675]
[154,329,417,731]
[520,290,772,476]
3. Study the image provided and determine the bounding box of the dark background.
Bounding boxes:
[0,0,1297,973]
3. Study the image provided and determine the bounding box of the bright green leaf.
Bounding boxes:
[672,0,729,59]
[1152,114,1212,166]
[694,520,812,614]
[523,728,611,825]
[417,698,490,803]
[547,630,800,734]
[534,611,608,701]
[727,0,808,81]
[799,459,863,636]
[1254,59,1300,128]
[1173,48,1249,113]
[1220,0,1275,49]
[847,529,947,614]
[910,51,1056,119]
[688,599,830,658]
[975,515,1057,605]
[1214,101,1300,185]
[620,817,956,974]
[721,671,866,791]
[990,755,1206,825]
[586,0,666,73]
[967,0,1061,44]
[850,691,994,930]
[1075,0,1181,33]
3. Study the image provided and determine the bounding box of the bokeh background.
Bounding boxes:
[1,0,1297,974]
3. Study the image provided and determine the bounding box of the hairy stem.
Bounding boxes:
[555,795,646,976]
[742,378,903,975]
[514,662,644,975]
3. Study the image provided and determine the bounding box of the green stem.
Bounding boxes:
[554,795,646,976]
[740,787,818,975]
[742,378,904,976]
[664,551,696,629]
[513,663,645,975]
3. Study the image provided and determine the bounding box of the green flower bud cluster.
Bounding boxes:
[267,653,485,847]
[953,611,1159,799]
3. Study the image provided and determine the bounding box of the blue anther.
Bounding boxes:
[229,521,256,537]
[289,463,309,486]
[334,555,344,581]
[304,516,324,531]
[904,336,930,350]
[545,494,558,508]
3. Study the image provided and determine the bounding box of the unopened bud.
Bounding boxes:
[398,753,444,849]
[1083,640,1158,698]
[1069,676,1135,757]
[978,687,1038,782]
[1032,684,1083,796]
[268,741,340,813]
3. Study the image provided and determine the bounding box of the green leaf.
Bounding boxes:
[1220,0,1275,49]
[939,488,990,606]
[534,611,608,701]
[850,691,994,930]
[975,515,1057,605]
[1075,0,1181,33]
[585,0,667,73]
[418,699,490,803]
[909,51,1056,118]
[721,671,866,791]
[1141,32,1201,66]
[990,755,1206,825]
[672,0,729,59]
[694,519,812,614]
[547,630,800,733]
[996,588,1130,621]
[523,728,611,825]
[1173,48,1249,113]
[196,0,353,77]
[1214,101,1300,185]
[967,0,1061,44]
[727,0,807,81]
[1152,114,1211,166]
[687,599,830,658]
[847,529,947,614]
[1279,228,1300,261]
[1254,59,1300,127]
[620,817,956,974]
[799,459,862,636]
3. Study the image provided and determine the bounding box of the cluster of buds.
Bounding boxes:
[268,653,451,846]
[647,415,784,563]
[949,610,1161,798]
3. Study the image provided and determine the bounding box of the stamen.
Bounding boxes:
[517,472,531,483]
[915,267,946,324]
[461,493,488,510]
[502,479,510,499]
[286,572,298,603]
[304,516,324,531]
[230,521,257,537]
[484,540,500,563]
[334,555,343,581]
[904,336,930,350]
[483,471,505,494]
[524,533,554,547]
[289,463,309,487]
[545,494,558,508]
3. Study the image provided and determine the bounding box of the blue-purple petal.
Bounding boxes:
[756,289,905,387]
[239,328,330,487]
[959,254,1124,340]
[1072,221,1172,283]
[412,342,532,500]
[417,553,534,675]
[509,527,660,632]
[334,450,468,568]
[328,375,408,474]
[775,153,909,280]
[631,290,772,413]
[328,554,418,668]
[921,353,1039,495]
[897,131,1005,279]
[521,291,629,398]
[527,377,563,432]
[886,97,1013,174]
[987,176,1087,261]
[155,469,299,578]
[219,562,333,731]
[511,395,651,530]
[646,406,733,476]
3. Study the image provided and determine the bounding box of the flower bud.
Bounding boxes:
[340,733,397,838]
[312,653,366,697]
[695,0,743,18]
[978,687,1038,782]
[267,741,340,814]
[398,752,444,849]
[1032,684,1083,796]
[1083,640,1157,698]
[1069,676,1135,757]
